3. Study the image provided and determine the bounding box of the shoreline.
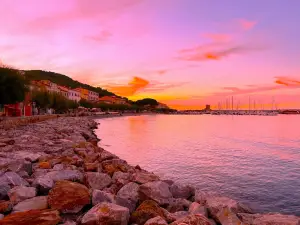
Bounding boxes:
[0,116,299,224]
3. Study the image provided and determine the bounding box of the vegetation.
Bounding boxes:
[135,98,158,107]
[0,66,28,104]
[24,70,116,97]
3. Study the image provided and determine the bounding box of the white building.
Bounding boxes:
[68,89,81,102]
[88,90,99,102]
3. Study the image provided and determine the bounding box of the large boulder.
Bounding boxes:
[85,172,112,190]
[132,171,159,184]
[170,183,194,199]
[44,170,84,183]
[8,186,36,204]
[194,190,218,205]
[189,202,208,217]
[102,159,129,176]
[13,196,48,212]
[112,171,130,186]
[206,196,253,224]
[48,180,90,214]
[238,213,300,225]
[167,198,191,213]
[169,214,211,225]
[144,216,168,225]
[32,177,54,194]
[92,190,116,205]
[116,182,139,213]
[139,181,172,206]
[130,200,167,225]
[0,209,61,225]
[81,202,130,225]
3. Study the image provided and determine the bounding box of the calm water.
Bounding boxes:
[95,115,300,215]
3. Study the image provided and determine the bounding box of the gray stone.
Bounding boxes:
[139,181,172,206]
[170,183,194,199]
[92,189,116,205]
[45,170,84,182]
[3,172,29,186]
[13,196,48,212]
[8,186,36,204]
[81,202,130,225]
[32,177,54,194]
[85,172,112,190]
[116,182,139,213]
[132,171,159,184]
[145,216,168,225]
[0,184,10,200]
[189,202,208,217]
[238,213,300,225]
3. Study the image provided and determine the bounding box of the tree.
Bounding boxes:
[0,66,28,104]
[79,99,93,108]
[135,98,158,107]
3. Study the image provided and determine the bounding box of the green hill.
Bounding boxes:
[24,70,116,97]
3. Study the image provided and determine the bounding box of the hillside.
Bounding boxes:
[24,70,116,97]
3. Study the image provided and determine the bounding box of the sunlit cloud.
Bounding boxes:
[202,33,232,42]
[85,30,113,42]
[238,19,257,31]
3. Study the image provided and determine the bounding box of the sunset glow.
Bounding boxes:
[1,0,300,109]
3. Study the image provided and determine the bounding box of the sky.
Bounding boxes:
[1,0,300,110]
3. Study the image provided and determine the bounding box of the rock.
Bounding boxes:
[81,202,130,225]
[0,214,3,220]
[238,213,300,225]
[13,151,41,162]
[112,171,130,185]
[167,198,191,213]
[189,202,208,217]
[53,164,64,170]
[13,196,48,212]
[84,162,98,172]
[130,200,167,225]
[85,172,112,190]
[168,211,189,221]
[132,171,159,184]
[0,138,14,145]
[8,186,36,204]
[194,190,218,205]
[0,184,10,200]
[206,196,253,224]
[0,200,12,213]
[92,189,116,205]
[4,159,32,175]
[2,172,29,186]
[0,209,61,225]
[116,182,139,213]
[0,143,6,148]
[145,216,168,225]
[48,180,90,214]
[61,220,76,225]
[44,170,84,183]
[102,160,129,176]
[39,162,51,169]
[170,214,211,225]
[170,183,194,199]
[99,150,117,161]
[32,177,54,194]
[139,181,172,206]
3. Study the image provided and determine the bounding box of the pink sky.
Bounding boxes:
[1,0,300,109]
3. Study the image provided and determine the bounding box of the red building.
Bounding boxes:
[4,93,32,117]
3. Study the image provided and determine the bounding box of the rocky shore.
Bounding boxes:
[0,117,299,225]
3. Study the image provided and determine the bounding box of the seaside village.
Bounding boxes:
[1,78,131,117]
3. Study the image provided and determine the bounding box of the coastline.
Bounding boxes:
[0,116,299,224]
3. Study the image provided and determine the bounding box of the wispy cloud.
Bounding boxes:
[202,33,232,42]
[85,30,113,42]
[238,19,257,31]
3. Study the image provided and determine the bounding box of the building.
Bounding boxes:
[68,89,81,102]
[98,96,128,104]
[88,90,99,102]
[38,80,60,93]
[73,87,89,100]
[58,86,69,98]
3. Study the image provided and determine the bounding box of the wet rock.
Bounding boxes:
[132,171,159,184]
[189,202,208,217]
[139,181,172,206]
[0,209,61,225]
[116,182,139,213]
[45,170,84,183]
[13,196,48,212]
[145,216,168,225]
[102,159,129,176]
[194,190,218,205]
[170,183,195,199]
[2,172,29,186]
[81,202,130,225]
[0,200,12,213]
[48,180,90,214]
[238,212,300,225]
[130,200,167,225]
[92,189,116,205]
[170,214,211,225]
[167,198,191,213]
[99,150,117,161]
[0,184,10,200]
[206,196,253,224]
[32,177,54,194]
[85,172,112,190]
[8,186,36,204]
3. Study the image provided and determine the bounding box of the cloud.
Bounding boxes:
[202,33,232,42]
[238,19,257,31]
[85,30,113,42]
[275,76,300,86]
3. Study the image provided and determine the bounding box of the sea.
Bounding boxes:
[94,114,300,215]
